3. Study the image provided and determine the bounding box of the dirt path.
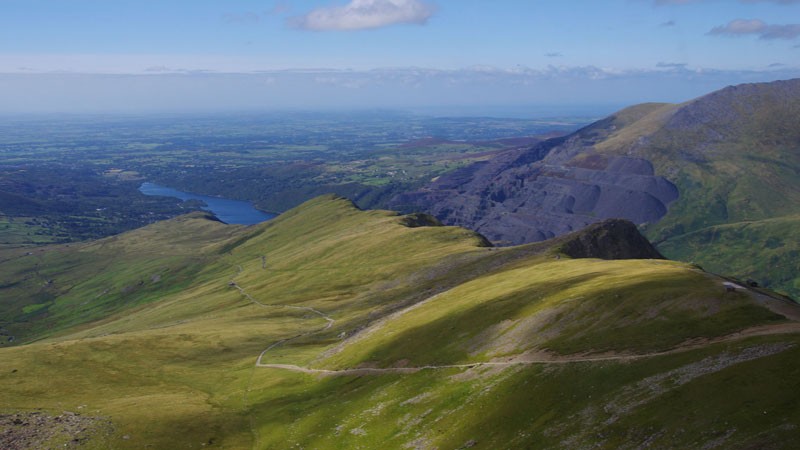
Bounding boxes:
[255,321,800,376]
[233,262,800,377]
[228,265,335,366]
[231,263,336,448]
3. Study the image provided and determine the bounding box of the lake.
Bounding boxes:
[139,182,276,225]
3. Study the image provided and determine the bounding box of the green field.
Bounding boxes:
[0,216,65,247]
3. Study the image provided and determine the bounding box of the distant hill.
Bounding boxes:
[390,78,800,298]
[2,196,800,448]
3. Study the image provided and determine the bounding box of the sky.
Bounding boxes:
[1,0,800,115]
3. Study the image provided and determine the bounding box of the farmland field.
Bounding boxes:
[0,111,589,243]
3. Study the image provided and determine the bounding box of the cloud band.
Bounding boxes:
[290,0,435,31]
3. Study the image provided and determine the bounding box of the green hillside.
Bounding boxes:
[658,215,800,296]
[594,80,800,297]
[2,196,800,449]
[0,212,244,342]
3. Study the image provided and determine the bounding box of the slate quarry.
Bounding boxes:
[390,119,678,245]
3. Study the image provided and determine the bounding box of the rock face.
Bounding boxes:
[389,112,679,245]
[556,219,665,260]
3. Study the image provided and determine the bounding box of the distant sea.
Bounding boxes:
[139,182,275,225]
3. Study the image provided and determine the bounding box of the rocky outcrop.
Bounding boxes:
[556,219,665,260]
[398,212,443,228]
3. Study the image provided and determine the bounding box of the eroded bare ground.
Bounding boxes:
[0,411,113,450]
[751,290,800,321]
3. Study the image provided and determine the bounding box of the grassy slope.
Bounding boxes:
[319,258,780,369]
[659,215,800,296]
[1,196,799,449]
[588,84,800,298]
[0,212,243,343]
[248,336,800,450]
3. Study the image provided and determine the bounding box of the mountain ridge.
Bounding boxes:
[390,78,800,297]
[2,196,799,448]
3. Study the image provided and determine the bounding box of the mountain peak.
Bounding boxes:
[557,219,665,260]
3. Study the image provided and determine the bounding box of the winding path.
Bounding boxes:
[229,265,335,366]
[232,263,337,448]
[255,322,800,376]
[231,263,800,377]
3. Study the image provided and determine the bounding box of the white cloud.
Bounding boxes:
[290,0,435,31]
[709,18,767,34]
[760,23,800,39]
[709,19,800,39]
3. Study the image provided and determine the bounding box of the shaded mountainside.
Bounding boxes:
[2,196,800,449]
[390,78,800,297]
[556,219,664,260]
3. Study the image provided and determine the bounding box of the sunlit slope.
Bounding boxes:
[0,196,497,449]
[318,259,783,370]
[1,195,799,449]
[220,194,491,321]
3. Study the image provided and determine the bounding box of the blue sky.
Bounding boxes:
[2,0,799,114]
